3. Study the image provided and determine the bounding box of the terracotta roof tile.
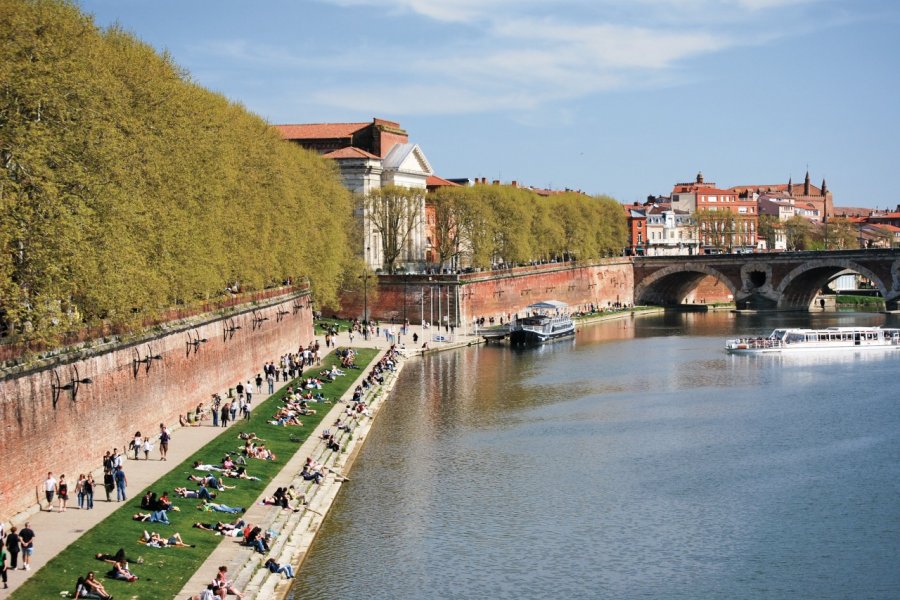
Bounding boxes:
[274,122,369,140]
[426,175,461,187]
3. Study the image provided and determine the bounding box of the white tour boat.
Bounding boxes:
[725,326,900,354]
[509,300,576,345]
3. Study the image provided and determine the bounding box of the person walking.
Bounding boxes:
[245,381,253,405]
[42,472,56,512]
[220,402,230,428]
[84,473,95,509]
[5,527,19,571]
[242,399,251,421]
[132,431,142,460]
[103,468,114,502]
[255,373,263,393]
[75,474,86,510]
[19,522,34,571]
[114,465,127,502]
[143,436,153,460]
[230,400,238,422]
[212,394,221,427]
[159,423,170,461]
[56,474,69,512]
[235,381,244,403]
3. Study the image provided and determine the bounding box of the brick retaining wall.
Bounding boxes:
[0,293,314,523]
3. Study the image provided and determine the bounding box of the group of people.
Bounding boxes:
[1,522,35,589]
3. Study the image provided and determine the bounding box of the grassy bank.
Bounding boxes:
[835,294,884,308]
[11,348,378,600]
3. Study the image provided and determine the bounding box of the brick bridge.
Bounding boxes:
[633,249,900,311]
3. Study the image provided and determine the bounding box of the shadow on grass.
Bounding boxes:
[10,348,379,600]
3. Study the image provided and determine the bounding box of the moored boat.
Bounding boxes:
[726,326,900,354]
[509,300,575,345]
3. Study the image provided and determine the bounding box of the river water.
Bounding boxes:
[290,312,900,600]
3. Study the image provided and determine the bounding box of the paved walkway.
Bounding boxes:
[1,323,480,595]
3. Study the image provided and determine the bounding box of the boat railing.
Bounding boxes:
[727,337,785,349]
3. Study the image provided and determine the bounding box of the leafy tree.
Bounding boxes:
[362,184,423,274]
[0,0,352,345]
[783,216,812,251]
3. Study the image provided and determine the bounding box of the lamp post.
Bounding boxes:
[360,270,370,340]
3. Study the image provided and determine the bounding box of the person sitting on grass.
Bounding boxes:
[143,530,194,548]
[263,557,295,578]
[75,572,112,599]
[199,500,245,514]
[108,558,138,582]
[132,510,170,524]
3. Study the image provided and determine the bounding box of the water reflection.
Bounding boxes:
[291,311,900,600]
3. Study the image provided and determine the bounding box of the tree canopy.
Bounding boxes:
[0,0,353,344]
[427,185,626,269]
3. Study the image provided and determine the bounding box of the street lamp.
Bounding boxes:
[360,270,370,340]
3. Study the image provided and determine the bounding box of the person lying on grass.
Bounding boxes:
[221,466,260,480]
[132,510,169,524]
[192,518,246,536]
[193,461,224,471]
[175,486,216,500]
[142,530,194,548]
[198,500,245,514]
[186,473,236,490]
[95,549,142,564]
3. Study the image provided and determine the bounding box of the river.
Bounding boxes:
[289,311,900,600]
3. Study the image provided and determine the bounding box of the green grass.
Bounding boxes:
[313,317,353,335]
[11,348,378,600]
[836,294,884,307]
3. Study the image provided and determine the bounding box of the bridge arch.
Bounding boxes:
[634,264,737,306]
[777,259,892,310]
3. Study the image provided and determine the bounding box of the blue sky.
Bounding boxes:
[80,0,899,208]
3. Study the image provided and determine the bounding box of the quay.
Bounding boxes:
[4,309,666,599]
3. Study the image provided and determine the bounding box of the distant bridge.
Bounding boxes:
[633,249,900,311]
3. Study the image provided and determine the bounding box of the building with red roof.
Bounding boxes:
[275,118,436,272]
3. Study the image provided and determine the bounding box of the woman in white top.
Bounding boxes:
[142,437,154,460]
[133,431,143,460]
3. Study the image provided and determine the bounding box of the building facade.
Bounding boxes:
[275,118,434,272]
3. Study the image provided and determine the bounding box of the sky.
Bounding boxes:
[79,0,900,209]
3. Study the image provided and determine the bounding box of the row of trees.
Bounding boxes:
[363,184,628,273]
[1,0,354,344]
[757,216,863,251]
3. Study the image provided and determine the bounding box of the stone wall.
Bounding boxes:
[0,292,314,522]
[333,260,635,326]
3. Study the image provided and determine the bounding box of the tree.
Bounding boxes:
[0,0,353,344]
[695,210,737,252]
[362,185,423,274]
[430,187,462,270]
[783,216,812,251]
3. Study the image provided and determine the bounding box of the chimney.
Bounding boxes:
[492,180,500,186]
[511,180,517,188]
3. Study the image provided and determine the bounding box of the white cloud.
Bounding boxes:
[205,0,836,116]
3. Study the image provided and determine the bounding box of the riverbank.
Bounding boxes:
[6,347,378,599]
